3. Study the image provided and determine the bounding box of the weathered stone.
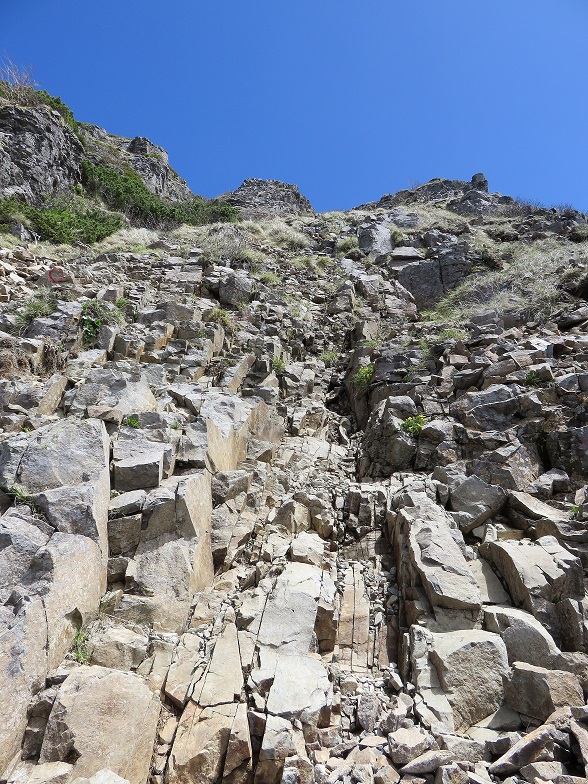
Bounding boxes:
[503,662,584,721]
[387,728,437,767]
[484,606,560,667]
[0,105,84,201]
[357,693,382,733]
[0,418,110,558]
[39,666,160,784]
[197,623,243,706]
[89,623,148,671]
[429,630,509,732]
[168,701,237,784]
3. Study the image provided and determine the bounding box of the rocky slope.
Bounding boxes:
[0,173,588,784]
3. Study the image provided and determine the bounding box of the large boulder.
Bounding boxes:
[391,493,482,612]
[39,666,160,784]
[428,630,509,732]
[484,605,561,667]
[0,418,111,559]
[503,662,584,721]
[480,536,584,647]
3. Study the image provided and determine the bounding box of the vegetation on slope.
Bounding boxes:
[0,196,124,244]
[80,161,239,229]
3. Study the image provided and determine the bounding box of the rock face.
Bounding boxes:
[0,104,193,204]
[2,167,588,784]
[224,178,315,218]
[0,105,84,201]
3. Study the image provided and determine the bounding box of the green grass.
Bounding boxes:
[124,416,140,429]
[17,291,58,331]
[207,307,230,328]
[70,627,91,664]
[422,241,578,325]
[319,350,339,367]
[81,160,239,229]
[259,271,280,286]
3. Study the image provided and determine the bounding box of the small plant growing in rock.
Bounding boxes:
[570,505,581,519]
[352,363,374,389]
[389,228,404,245]
[124,416,140,429]
[437,327,468,342]
[401,414,426,436]
[2,485,32,505]
[16,291,57,331]
[525,370,539,385]
[336,235,359,255]
[259,271,280,286]
[319,350,339,367]
[208,308,230,328]
[80,299,125,346]
[272,356,286,376]
[70,627,91,664]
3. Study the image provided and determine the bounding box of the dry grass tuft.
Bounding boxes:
[424,239,582,325]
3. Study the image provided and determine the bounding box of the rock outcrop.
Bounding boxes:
[224,178,315,219]
[0,104,193,204]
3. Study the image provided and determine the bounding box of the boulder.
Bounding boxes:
[0,418,110,558]
[168,701,238,784]
[387,727,437,767]
[392,494,482,611]
[503,662,584,721]
[39,666,160,784]
[484,606,560,667]
[449,476,506,531]
[428,630,509,732]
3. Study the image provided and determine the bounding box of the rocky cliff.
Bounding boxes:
[0,103,193,204]
[1,169,588,784]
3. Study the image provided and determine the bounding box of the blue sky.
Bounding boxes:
[2,1,588,212]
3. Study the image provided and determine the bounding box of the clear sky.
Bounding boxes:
[2,1,588,212]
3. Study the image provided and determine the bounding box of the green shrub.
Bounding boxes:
[0,196,123,244]
[401,414,426,436]
[124,416,140,429]
[28,203,123,244]
[81,161,239,228]
[352,363,374,389]
[207,307,230,328]
[80,299,125,345]
[272,356,286,376]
